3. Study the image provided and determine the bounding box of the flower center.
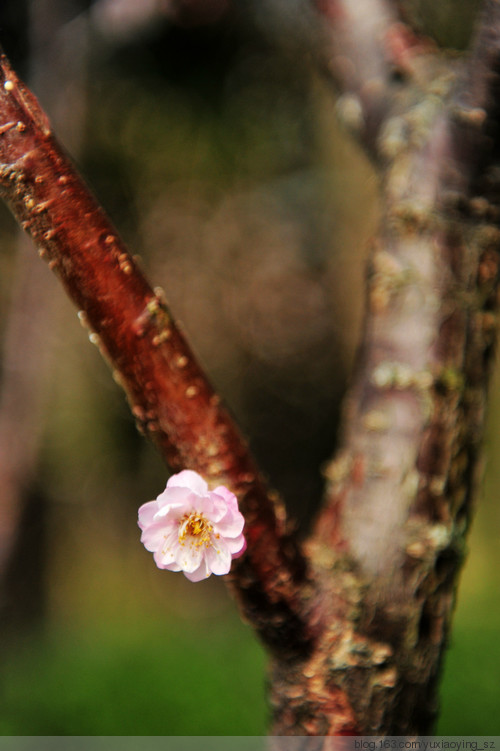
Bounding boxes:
[179,512,213,548]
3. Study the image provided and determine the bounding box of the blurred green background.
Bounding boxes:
[0,0,498,736]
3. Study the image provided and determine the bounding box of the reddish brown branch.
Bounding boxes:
[0,50,313,654]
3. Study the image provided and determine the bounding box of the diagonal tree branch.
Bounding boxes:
[0,49,314,656]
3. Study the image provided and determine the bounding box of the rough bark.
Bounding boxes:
[0,0,499,737]
[269,0,500,735]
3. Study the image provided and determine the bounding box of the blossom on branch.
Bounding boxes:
[138,470,246,581]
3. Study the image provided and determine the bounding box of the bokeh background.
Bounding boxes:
[0,0,498,736]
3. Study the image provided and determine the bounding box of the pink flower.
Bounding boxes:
[138,470,246,582]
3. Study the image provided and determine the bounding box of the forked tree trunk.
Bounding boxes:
[0,0,499,737]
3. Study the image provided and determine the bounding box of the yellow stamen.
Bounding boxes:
[178,512,213,548]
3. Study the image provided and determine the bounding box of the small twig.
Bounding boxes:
[0,49,312,654]
[449,0,500,187]
[460,0,500,107]
[312,0,438,158]
[312,0,398,154]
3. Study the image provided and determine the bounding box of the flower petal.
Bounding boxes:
[137,500,159,529]
[212,485,239,512]
[212,507,245,537]
[167,470,208,496]
[174,539,204,573]
[153,494,198,526]
[140,521,170,552]
[224,534,247,557]
[184,557,211,582]
[155,485,197,512]
[152,526,182,566]
[206,538,232,575]
[154,553,182,573]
